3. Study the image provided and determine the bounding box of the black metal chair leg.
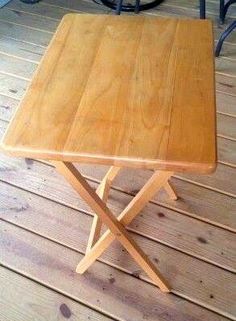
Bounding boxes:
[199,0,206,19]
[115,0,124,14]
[135,0,141,13]
[220,0,225,23]
[220,0,236,24]
[215,20,236,56]
[220,0,236,23]
[20,0,40,2]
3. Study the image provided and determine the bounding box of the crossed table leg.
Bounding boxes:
[53,161,177,292]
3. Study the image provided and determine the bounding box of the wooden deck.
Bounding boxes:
[0,0,235,320]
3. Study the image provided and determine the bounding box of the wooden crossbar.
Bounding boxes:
[76,170,173,275]
[86,166,121,253]
[87,167,177,254]
[53,161,175,292]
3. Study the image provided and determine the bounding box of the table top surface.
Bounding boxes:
[1,14,216,173]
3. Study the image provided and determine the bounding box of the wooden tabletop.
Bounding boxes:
[1,14,216,173]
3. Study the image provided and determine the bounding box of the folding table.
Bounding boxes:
[1,14,216,293]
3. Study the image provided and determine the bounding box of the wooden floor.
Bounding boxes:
[0,0,235,320]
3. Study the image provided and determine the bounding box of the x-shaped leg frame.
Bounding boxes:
[53,162,177,292]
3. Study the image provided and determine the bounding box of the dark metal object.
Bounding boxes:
[102,0,207,17]
[20,0,41,3]
[220,0,236,24]
[134,0,141,13]
[199,0,206,19]
[116,0,124,14]
[215,0,236,56]
[100,0,165,13]
[215,20,236,56]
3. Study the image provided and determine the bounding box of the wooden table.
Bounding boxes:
[1,14,216,293]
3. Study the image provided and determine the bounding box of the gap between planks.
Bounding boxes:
[0,1,235,318]
[0,264,117,321]
[0,17,54,34]
[0,261,121,321]
[6,209,231,280]
[5,4,236,27]
[0,219,234,321]
[0,214,235,320]
[0,151,236,233]
[174,175,236,198]
[2,3,236,50]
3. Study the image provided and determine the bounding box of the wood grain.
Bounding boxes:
[0,90,234,168]
[75,163,236,230]
[0,220,233,320]
[53,161,171,292]
[217,114,236,141]
[0,2,235,321]
[216,92,236,116]
[0,266,113,321]
[1,14,216,173]
[0,153,235,269]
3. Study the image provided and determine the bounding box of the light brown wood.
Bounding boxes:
[1,14,216,173]
[86,166,177,254]
[164,181,178,200]
[87,167,177,253]
[76,170,173,274]
[53,161,170,292]
[86,166,120,252]
[0,1,235,320]
[2,98,236,167]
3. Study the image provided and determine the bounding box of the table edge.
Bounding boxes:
[0,143,217,174]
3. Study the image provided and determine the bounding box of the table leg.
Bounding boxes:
[88,168,176,252]
[75,168,172,282]
[53,161,171,292]
[164,181,178,200]
[86,166,121,253]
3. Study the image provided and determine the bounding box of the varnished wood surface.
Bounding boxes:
[0,0,235,320]
[1,14,216,173]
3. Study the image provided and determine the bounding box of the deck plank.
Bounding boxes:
[218,137,236,166]
[0,181,235,318]
[0,266,113,321]
[4,0,236,62]
[0,152,235,268]
[0,220,232,321]
[0,53,35,80]
[217,92,236,116]
[0,73,27,99]
[76,164,236,230]
[7,0,111,17]
[0,35,44,62]
[177,164,236,197]
[159,0,236,17]
[0,7,58,32]
[2,3,236,69]
[0,94,18,122]
[0,20,51,47]
[0,0,235,320]
[216,74,236,95]
[217,114,236,141]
